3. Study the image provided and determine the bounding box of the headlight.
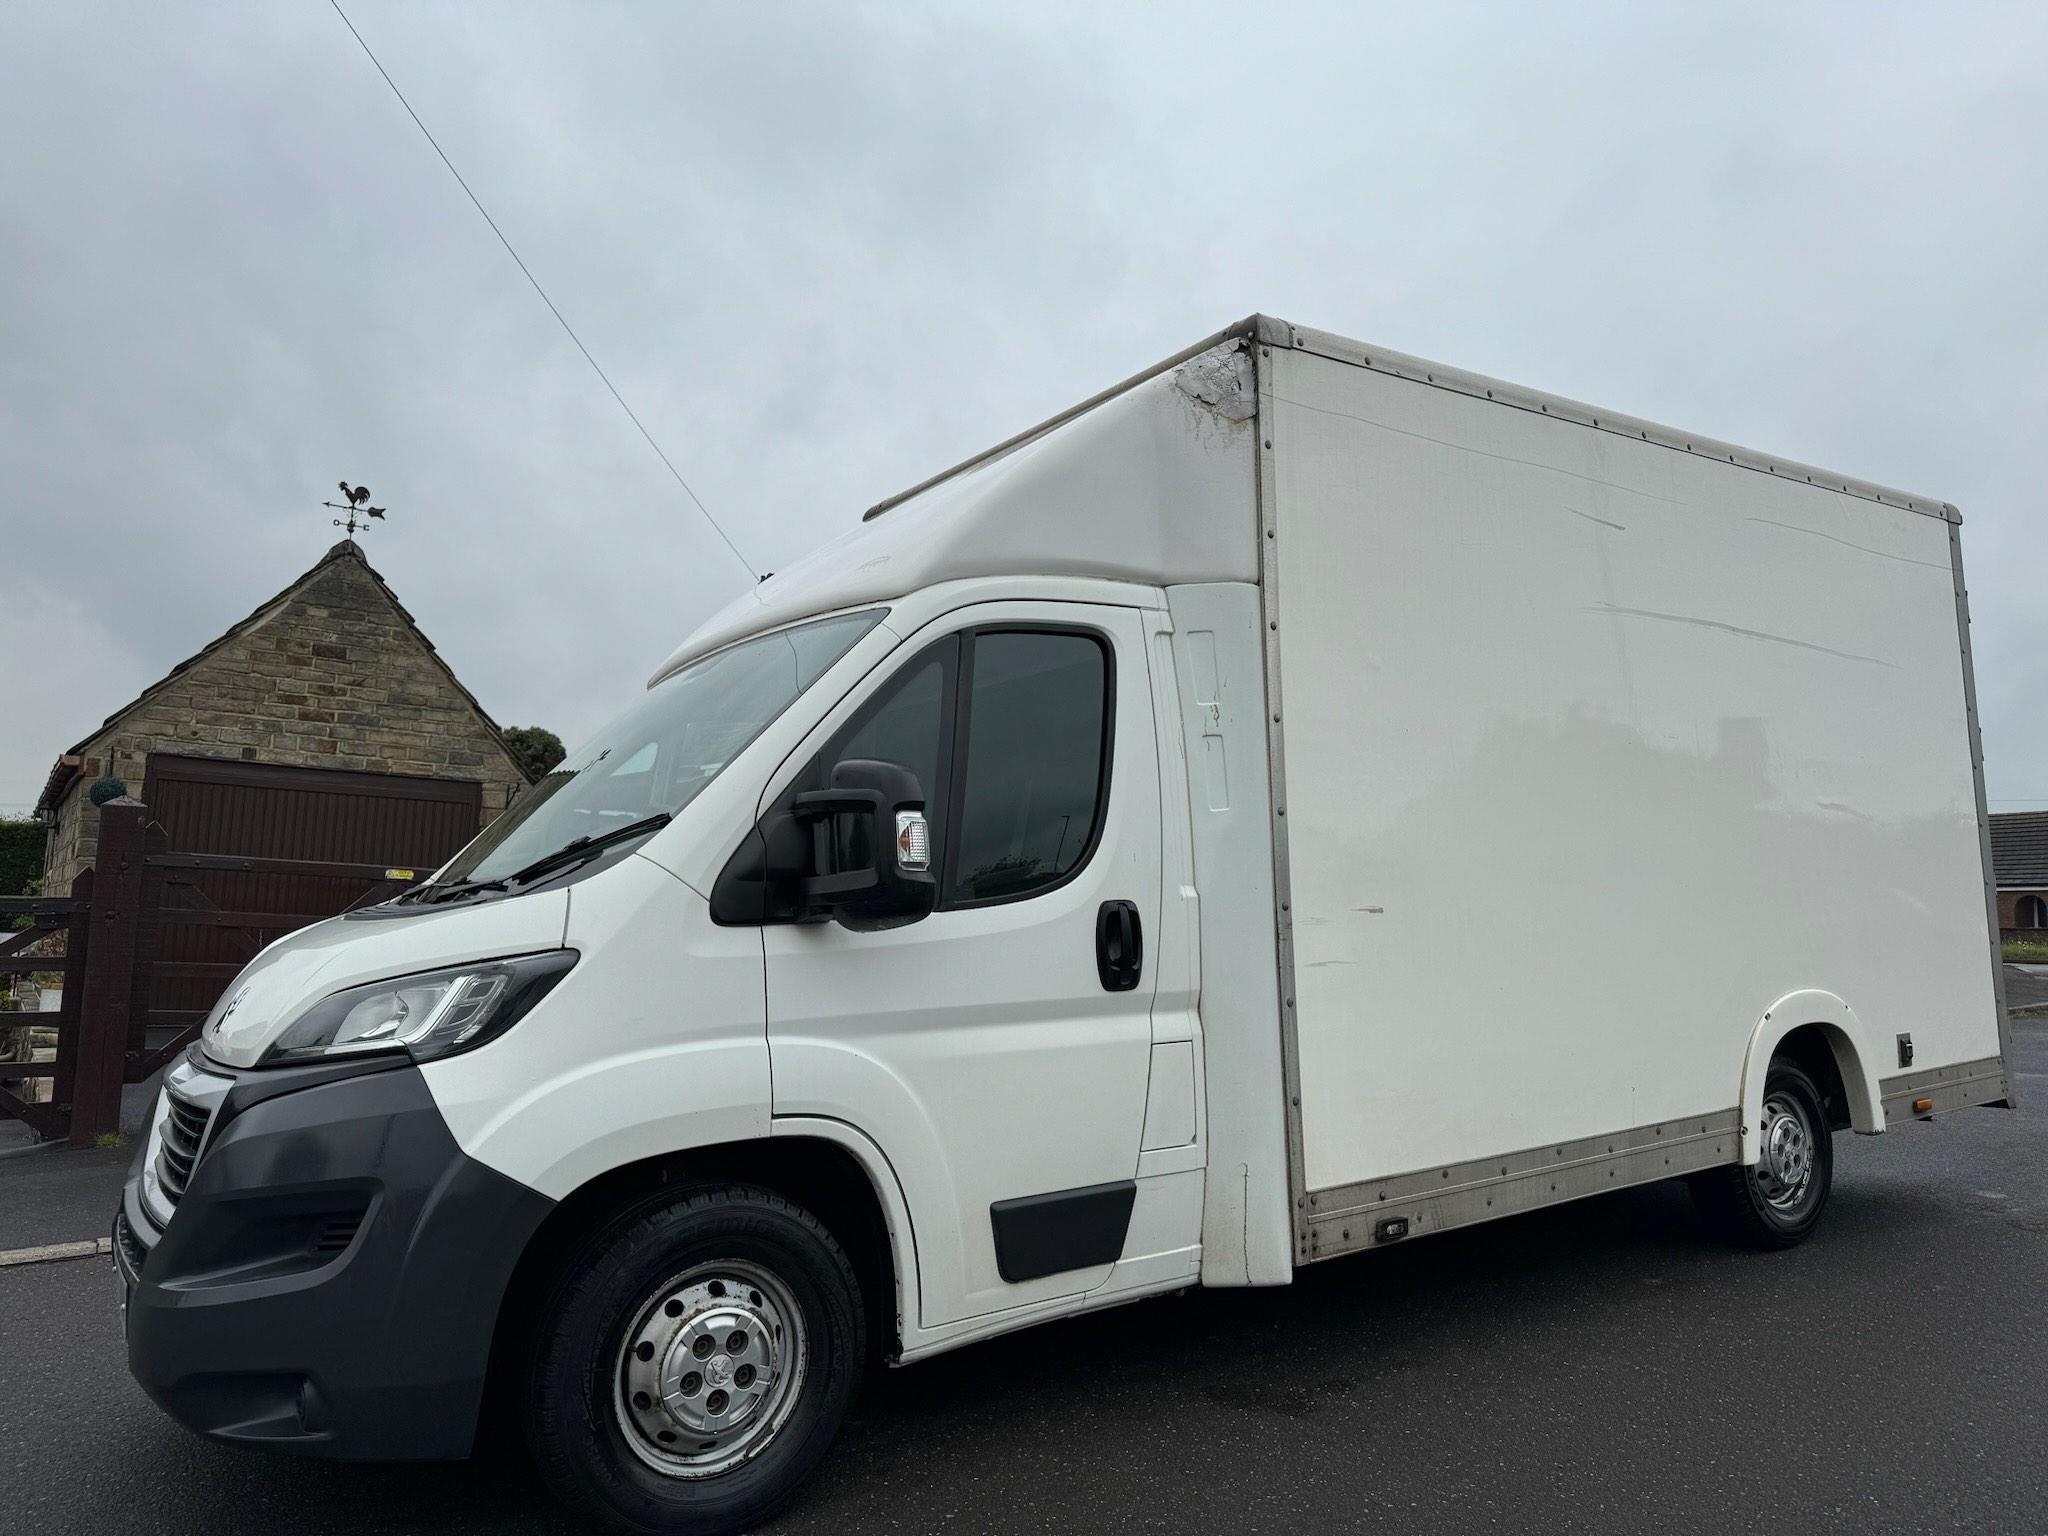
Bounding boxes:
[260,950,577,1067]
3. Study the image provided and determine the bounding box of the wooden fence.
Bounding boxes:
[0,874,93,1142]
[0,798,417,1148]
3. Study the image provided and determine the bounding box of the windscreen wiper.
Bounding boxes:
[501,812,674,890]
[421,874,510,905]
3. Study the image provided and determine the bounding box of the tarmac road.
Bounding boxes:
[3,1016,2042,1536]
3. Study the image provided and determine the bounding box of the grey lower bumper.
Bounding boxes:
[117,1048,553,1459]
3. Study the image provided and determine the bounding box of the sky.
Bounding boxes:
[3,2,2045,816]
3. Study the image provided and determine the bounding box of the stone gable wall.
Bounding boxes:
[43,552,526,887]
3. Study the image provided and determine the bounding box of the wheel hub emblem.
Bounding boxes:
[706,1356,732,1387]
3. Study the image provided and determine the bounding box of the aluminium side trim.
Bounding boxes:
[1266,320,1956,523]
[1947,518,2017,1099]
[1880,1056,2011,1123]
[1300,1108,1744,1264]
[866,313,1953,528]
[1250,338,1311,1265]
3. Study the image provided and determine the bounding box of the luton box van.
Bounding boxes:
[116,316,2013,1535]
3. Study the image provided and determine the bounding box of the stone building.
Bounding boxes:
[35,539,530,888]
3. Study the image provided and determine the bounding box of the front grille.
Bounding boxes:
[155,1087,214,1208]
[113,1208,150,1274]
[310,1214,364,1257]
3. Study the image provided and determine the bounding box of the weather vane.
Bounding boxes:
[322,480,388,539]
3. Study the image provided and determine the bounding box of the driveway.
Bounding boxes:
[2004,962,2048,1013]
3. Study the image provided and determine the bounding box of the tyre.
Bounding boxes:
[525,1184,865,1536]
[1689,1060,1833,1249]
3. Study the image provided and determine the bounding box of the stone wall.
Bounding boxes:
[43,545,526,887]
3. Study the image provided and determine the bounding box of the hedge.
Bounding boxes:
[0,817,45,897]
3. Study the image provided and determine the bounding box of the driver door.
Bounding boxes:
[762,602,1162,1326]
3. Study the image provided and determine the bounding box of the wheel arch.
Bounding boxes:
[481,1123,920,1440]
[1739,991,1884,1162]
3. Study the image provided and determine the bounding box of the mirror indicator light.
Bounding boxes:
[895,811,931,873]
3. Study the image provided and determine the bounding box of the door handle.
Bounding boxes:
[1095,900,1143,992]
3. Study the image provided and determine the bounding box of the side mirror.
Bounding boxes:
[789,759,936,929]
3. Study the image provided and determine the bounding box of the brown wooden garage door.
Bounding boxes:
[141,753,485,1022]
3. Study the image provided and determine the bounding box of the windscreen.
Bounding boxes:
[432,609,884,888]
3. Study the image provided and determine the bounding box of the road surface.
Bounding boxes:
[3,1018,2041,1535]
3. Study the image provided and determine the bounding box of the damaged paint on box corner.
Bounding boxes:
[1173,345,1256,428]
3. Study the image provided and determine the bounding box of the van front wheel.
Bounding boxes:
[525,1185,865,1536]
[1689,1060,1834,1249]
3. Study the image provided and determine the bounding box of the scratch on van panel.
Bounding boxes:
[1817,801,1873,821]
[1563,505,1626,532]
[1745,517,1951,572]
[1306,960,1355,968]
[1238,1164,1252,1285]
[1351,905,1384,914]
[1586,604,1895,669]
[1272,391,1686,505]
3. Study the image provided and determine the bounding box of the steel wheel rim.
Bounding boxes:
[613,1260,807,1479]
[1755,1092,1816,1212]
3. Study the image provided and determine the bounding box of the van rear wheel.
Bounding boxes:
[1690,1060,1833,1248]
[525,1184,864,1535]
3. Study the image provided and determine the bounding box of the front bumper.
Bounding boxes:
[116,1047,553,1459]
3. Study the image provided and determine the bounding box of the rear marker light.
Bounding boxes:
[1913,1098,1934,1115]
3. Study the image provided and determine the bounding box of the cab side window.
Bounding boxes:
[824,641,956,849]
[945,631,1110,905]
[787,625,1112,916]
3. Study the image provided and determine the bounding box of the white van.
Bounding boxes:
[117,317,2013,1535]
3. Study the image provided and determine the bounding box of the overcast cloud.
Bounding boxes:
[4,2,2045,814]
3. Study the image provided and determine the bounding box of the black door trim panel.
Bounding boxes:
[989,1179,1138,1283]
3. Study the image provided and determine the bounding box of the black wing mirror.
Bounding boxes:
[788,759,936,929]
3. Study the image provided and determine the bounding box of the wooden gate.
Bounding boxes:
[139,755,484,1038]
[0,877,92,1143]
[0,763,494,1146]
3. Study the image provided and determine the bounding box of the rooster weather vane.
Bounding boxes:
[323,481,388,539]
